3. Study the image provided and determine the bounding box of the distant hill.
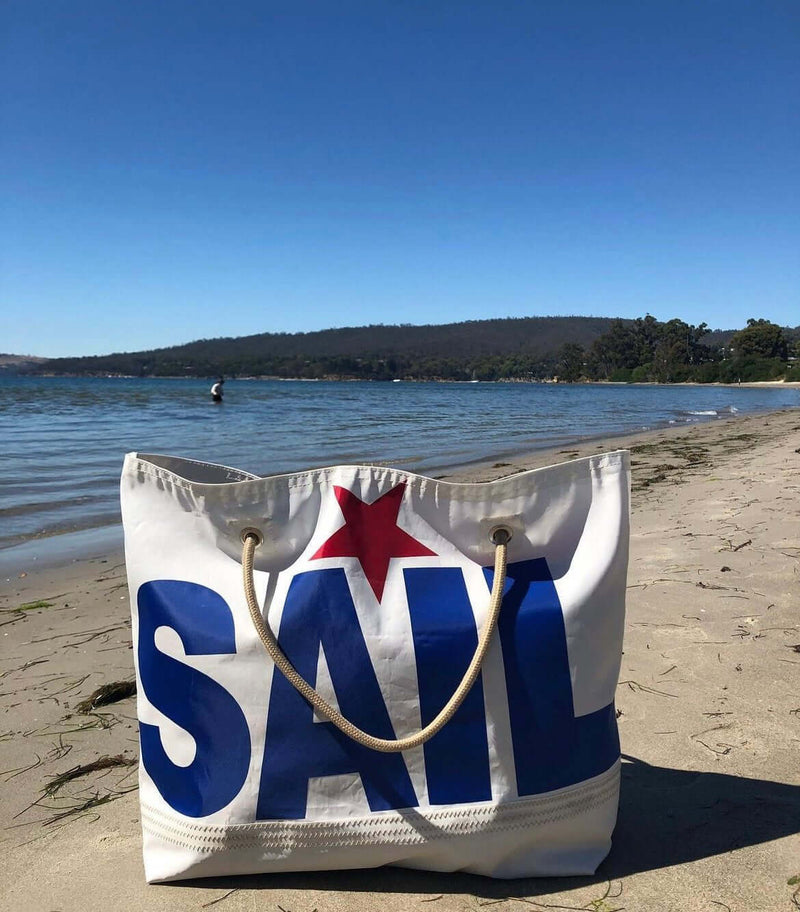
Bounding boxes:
[16,316,800,382]
[27,316,624,380]
[0,354,50,370]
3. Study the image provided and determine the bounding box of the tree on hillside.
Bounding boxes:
[558,343,585,382]
[651,319,711,382]
[586,320,641,378]
[585,316,714,382]
[730,319,789,361]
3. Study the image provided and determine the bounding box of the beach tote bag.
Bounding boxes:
[120,450,629,883]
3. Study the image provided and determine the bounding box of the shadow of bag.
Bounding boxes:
[121,451,629,883]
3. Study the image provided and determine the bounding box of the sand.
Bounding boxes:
[1,408,798,911]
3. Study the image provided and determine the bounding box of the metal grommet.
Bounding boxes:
[240,527,264,547]
[489,525,513,545]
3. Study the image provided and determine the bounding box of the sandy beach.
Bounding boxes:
[1,408,798,911]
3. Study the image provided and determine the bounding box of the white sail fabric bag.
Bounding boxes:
[121,450,629,883]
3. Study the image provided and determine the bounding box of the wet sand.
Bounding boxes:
[1,408,799,911]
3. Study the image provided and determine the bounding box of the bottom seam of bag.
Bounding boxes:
[141,760,620,854]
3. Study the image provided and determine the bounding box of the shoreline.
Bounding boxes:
[444,404,800,482]
[3,400,798,577]
[1,408,799,909]
[14,372,800,386]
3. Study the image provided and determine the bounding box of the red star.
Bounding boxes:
[310,483,436,602]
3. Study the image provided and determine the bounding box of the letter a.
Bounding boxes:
[258,568,417,819]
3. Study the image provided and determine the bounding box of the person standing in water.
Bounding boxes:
[210,377,225,403]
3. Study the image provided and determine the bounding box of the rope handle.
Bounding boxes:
[241,526,510,753]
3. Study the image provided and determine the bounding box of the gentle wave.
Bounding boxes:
[678,404,740,418]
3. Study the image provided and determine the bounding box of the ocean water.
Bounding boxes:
[1,375,797,571]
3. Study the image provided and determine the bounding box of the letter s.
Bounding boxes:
[137,580,250,817]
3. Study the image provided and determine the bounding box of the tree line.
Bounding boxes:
[558,316,799,383]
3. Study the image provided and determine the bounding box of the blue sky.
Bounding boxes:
[2,1,798,357]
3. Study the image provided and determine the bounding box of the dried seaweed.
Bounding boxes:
[75,680,136,713]
[43,754,136,796]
